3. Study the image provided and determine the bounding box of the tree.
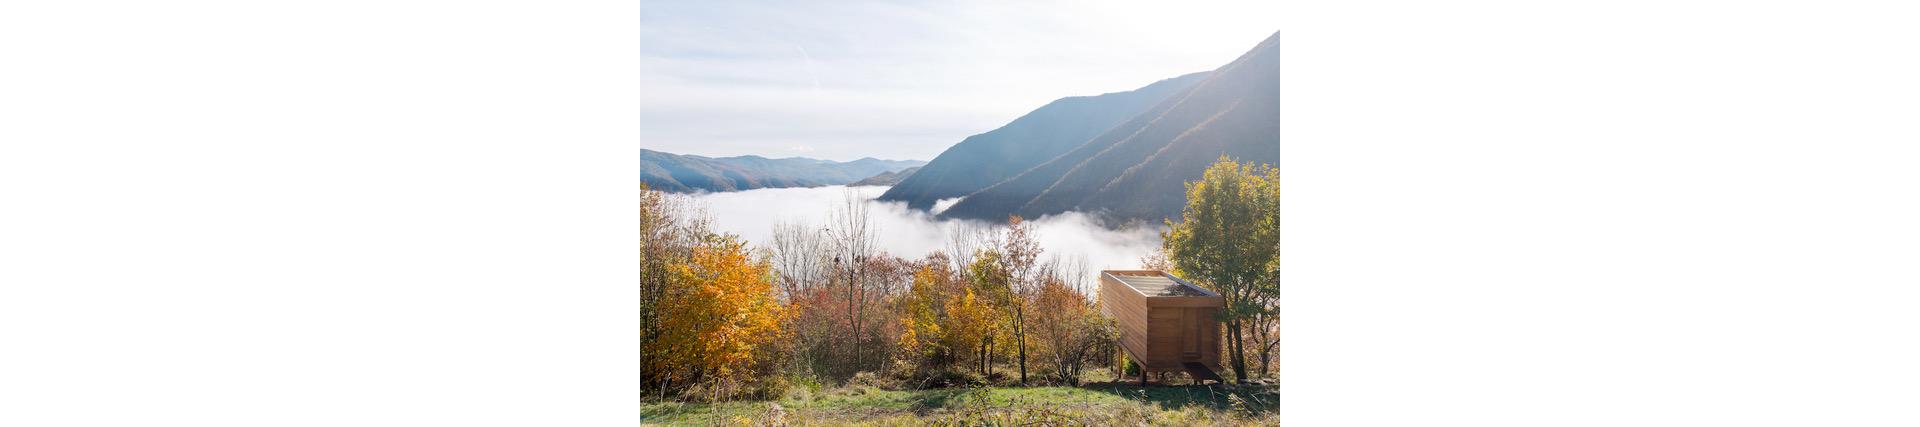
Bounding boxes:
[824,189,877,375]
[1030,276,1118,385]
[1139,248,1175,273]
[646,236,791,398]
[642,186,714,395]
[945,286,996,376]
[1162,157,1279,381]
[964,249,1006,375]
[1001,215,1042,385]
[769,219,830,301]
[897,266,944,363]
[898,255,961,368]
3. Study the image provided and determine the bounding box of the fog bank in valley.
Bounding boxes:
[690,185,1163,276]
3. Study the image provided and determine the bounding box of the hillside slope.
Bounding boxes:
[876,72,1209,209]
[849,166,920,186]
[940,32,1277,224]
[641,149,924,192]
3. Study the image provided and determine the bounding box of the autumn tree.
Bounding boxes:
[1139,248,1175,273]
[651,238,791,398]
[1000,215,1043,385]
[964,248,1022,378]
[946,221,998,273]
[1029,275,1118,385]
[1162,157,1279,381]
[945,285,997,376]
[897,253,966,368]
[897,264,945,365]
[857,254,912,371]
[642,186,791,398]
[824,189,878,375]
[641,186,707,395]
[769,219,830,301]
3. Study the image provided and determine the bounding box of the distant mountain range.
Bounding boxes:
[899,32,1279,224]
[641,31,1278,225]
[641,149,924,192]
[849,166,920,186]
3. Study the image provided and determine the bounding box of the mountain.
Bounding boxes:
[875,72,1211,209]
[641,149,925,192]
[939,32,1278,224]
[849,166,920,186]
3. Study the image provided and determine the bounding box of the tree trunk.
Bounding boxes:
[980,337,992,376]
[979,342,986,375]
[1227,320,1248,381]
[1255,311,1275,377]
[851,267,863,373]
[1015,304,1027,385]
[986,338,995,376]
[844,271,856,376]
[1260,341,1276,377]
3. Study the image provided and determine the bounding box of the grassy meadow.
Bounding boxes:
[641,369,1277,426]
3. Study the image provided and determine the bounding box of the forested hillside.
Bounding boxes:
[877,72,1209,209]
[848,166,920,186]
[642,149,923,192]
[938,32,1278,224]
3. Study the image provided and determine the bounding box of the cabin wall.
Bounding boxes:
[1099,271,1226,373]
[1195,307,1221,369]
[1099,274,1149,366]
[1142,306,1223,371]
[1145,307,1184,368]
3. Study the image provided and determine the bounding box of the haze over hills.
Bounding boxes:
[641,149,924,193]
[849,166,920,186]
[641,31,1278,226]
[876,72,1210,210]
[937,32,1278,224]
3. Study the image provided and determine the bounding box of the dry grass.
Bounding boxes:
[641,375,1278,426]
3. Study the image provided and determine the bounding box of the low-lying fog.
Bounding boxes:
[690,185,1163,273]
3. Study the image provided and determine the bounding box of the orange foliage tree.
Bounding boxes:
[645,237,791,397]
[1029,277,1118,385]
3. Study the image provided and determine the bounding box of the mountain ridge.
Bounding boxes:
[875,71,1211,209]
[848,166,920,186]
[642,149,924,193]
[938,31,1278,224]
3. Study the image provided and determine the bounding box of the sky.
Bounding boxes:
[642,1,1278,162]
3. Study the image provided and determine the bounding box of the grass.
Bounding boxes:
[641,371,1278,426]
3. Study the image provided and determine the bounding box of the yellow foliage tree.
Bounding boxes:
[944,287,997,375]
[646,237,790,393]
[897,265,947,363]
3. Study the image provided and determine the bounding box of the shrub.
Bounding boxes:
[1029,277,1119,385]
[847,371,895,389]
[914,367,981,389]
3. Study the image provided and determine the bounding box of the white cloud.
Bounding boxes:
[930,196,963,215]
[688,186,1162,273]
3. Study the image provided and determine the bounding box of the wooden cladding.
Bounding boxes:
[1098,270,1224,373]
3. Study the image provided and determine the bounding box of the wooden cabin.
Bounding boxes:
[1098,270,1225,385]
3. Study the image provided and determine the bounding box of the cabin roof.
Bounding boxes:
[1103,270,1219,297]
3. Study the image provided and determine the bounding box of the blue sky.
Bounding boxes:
[642,1,1277,162]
